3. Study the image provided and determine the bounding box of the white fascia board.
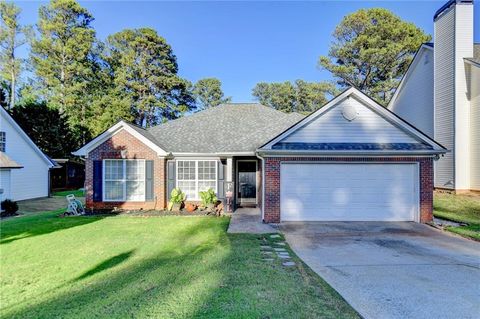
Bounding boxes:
[388,45,434,109]
[0,107,55,168]
[73,121,168,157]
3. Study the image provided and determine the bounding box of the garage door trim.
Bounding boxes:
[280,161,420,222]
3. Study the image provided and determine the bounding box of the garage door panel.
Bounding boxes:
[280,163,418,221]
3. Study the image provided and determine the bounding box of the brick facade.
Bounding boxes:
[85,129,167,210]
[263,157,434,224]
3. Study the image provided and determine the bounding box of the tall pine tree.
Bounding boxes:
[0,1,31,110]
[30,0,95,142]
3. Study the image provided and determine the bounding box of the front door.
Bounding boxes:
[237,160,257,206]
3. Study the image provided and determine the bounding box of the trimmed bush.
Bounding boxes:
[1,199,19,217]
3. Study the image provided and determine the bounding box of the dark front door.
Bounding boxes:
[237,161,257,206]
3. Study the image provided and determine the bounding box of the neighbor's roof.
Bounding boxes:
[0,152,23,169]
[147,103,305,154]
[465,43,480,66]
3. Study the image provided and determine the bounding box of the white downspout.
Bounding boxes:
[256,152,265,222]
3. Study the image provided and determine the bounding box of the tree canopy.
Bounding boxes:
[0,1,31,109]
[30,0,96,142]
[318,8,431,105]
[193,78,231,109]
[103,28,195,128]
[252,80,337,114]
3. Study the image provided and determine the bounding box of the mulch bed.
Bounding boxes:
[59,209,220,218]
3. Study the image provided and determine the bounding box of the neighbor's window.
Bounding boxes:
[0,132,5,152]
[103,159,145,201]
[176,160,217,200]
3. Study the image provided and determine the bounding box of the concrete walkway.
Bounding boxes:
[227,208,278,234]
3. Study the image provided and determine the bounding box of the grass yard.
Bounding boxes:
[52,189,85,197]
[0,211,358,319]
[433,192,480,241]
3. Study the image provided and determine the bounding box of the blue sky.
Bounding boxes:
[15,1,480,102]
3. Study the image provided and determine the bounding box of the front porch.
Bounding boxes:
[227,207,278,234]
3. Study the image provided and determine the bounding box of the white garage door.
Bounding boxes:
[280,163,419,221]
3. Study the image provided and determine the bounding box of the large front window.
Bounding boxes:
[103,159,145,201]
[177,160,217,200]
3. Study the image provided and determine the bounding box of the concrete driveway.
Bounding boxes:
[281,222,480,319]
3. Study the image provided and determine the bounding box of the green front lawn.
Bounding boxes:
[433,192,480,240]
[52,189,84,197]
[0,212,358,318]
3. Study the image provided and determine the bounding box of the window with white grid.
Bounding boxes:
[103,159,145,201]
[176,160,217,200]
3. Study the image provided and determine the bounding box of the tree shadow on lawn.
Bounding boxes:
[2,221,229,319]
[0,211,106,245]
[2,219,359,319]
[72,250,136,282]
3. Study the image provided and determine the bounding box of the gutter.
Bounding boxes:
[257,149,449,157]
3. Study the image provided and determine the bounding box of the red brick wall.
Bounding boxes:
[85,129,166,210]
[263,157,434,223]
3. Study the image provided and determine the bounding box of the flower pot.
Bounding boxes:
[185,203,197,212]
[172,203,181,212]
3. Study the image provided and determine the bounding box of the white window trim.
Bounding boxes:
[176,160,217,201]
[102,159,146,202]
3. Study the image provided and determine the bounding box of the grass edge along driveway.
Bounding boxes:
[0,210,359,319]
[433,192,480,241]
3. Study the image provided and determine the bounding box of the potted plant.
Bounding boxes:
[168,188,186,212]
[199,188,217,213]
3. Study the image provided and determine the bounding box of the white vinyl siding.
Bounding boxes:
[453,4,474,190]
[103,159,145,201]
[176,160,217,200]
[281,96,419,144]
[470,65,480,190]
[280,163,419,222]
[434,7,456,189]
[0,170,11,203]
[0,111,50,201]
[389,49,434,137]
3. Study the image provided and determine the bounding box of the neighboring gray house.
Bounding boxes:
[389,0,479,192]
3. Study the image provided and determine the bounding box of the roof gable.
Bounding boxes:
[0,107,55,168]
[388,44,434,109]
[73,121,168,157]
[259,88,447,155]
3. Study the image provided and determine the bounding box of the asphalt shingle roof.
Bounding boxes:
[146,104,304,153]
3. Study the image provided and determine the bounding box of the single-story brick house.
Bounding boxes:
[74,87,447,223]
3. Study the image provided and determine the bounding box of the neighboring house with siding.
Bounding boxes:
[0,106,56,201]
[389,0,479,192]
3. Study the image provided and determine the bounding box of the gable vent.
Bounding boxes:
[342,104,358,121]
